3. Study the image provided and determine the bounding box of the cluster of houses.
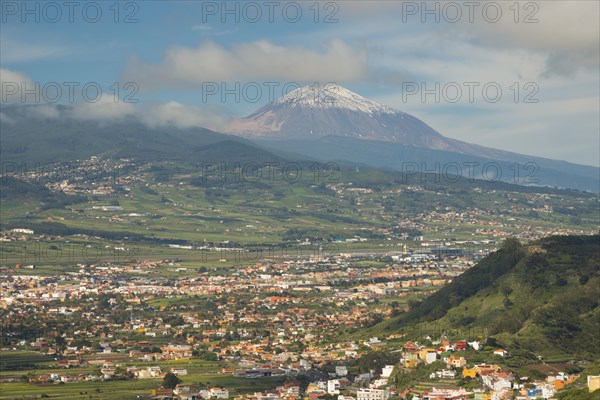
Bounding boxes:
[27,331,594,400]
[2,156,139,195]
[174,367,399,400]
[326,183,593,243]
[1,255,474,372]
[152,386,229,400]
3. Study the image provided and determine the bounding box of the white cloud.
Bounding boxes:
[338,1,599,76]
[0,68,35,103]
[1,97,230,132]
[122,39,368,89]
[32,104,61,119]
[382,95,600,167]
[457,1,599,75]
[1,68,230,130]
[301,2,598,165]
[139,101,230,131]
[70,95,136,121]
[370,36,547,85]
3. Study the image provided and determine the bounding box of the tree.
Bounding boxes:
[162,372,181,389]
[197,350,218,361]
[150,346,162,354]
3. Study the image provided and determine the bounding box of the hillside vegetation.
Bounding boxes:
[0,105,281,164]
[385,235,600,360]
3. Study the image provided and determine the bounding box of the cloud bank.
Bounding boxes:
[122,39,368,90]
[1,68,229,131]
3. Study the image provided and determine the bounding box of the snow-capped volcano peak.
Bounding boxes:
[273,84,397,115]
[225,84,450,147]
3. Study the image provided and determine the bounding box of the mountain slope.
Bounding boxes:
[0,104,282,164]
[226,84,406,137]
[224,85,599,192]
[383,235,600,359]
[227,84,472,151]
[224,84,562,159]
[258,136,599,192]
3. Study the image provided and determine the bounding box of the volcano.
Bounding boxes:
[224,84,599,192]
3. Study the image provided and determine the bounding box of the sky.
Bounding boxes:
[1,0,599,166]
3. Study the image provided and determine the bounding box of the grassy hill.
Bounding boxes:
[381,235,600,360]
[0,176,86,210]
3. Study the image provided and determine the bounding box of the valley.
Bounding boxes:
[0,154,598,399]
[2,8,599,398]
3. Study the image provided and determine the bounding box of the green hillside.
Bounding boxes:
[384,235,600,360]
[0,176,86,209]
[0,105,282,164]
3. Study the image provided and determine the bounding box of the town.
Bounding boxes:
[1,238,598,399]
[1,158,598,399]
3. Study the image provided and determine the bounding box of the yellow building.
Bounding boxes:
[447,355,467,368]
[552,374,579,391]
[588,375,600,392]
[463,368,478,379]
[418,348,437,364]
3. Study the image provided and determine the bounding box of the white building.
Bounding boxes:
[135,366,162,379]
[328,380,341,395]
[12,228,34,234]
[381,365,394,378]
[356,388,389,400]
[429,370,456,379]
[364,337,385,347]
[493,349,507,357]
[200,388,229,399]
[336,365,348,376]
[211,388,229,399]
[468,340,481,351]
[171,367,188,376]
[370,379,388,388]
[355,372,372,382]
[540,384,555,399]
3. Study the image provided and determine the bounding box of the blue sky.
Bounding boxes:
[1,1,599,166]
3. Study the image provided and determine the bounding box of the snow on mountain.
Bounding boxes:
[225,84,461,150]
[271,84,398,115]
